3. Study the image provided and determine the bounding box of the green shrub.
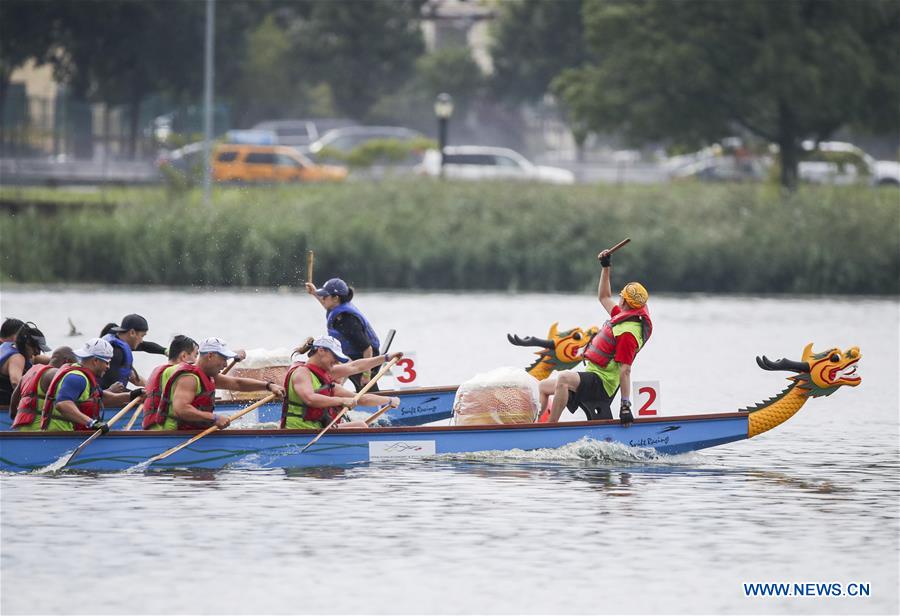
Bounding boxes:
[315,137,437,168]
[1,181,897,294]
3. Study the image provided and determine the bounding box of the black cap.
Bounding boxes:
[111,314,149,333]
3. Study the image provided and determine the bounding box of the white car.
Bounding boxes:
[799,141,899,186]
[417,146,576,184]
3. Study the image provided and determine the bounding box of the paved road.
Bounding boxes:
[0,157,159,186]
[1,156,670,187]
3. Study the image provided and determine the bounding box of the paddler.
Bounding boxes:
[139,335,199,430]
[147,337,284,431]
[0,318,25,343]
[40,338,143,433]
[0,322,51,405]
[100,313,167,389]
[9,346,78,430]
[282,336,400,429]
[537,248,652,426]
[305,278,383,392]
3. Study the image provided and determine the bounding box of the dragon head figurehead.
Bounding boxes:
[756,343,862,398]
[551,322,600,363]
[801,343,862,396]
[747,343,861,438]
[507,322,599,380]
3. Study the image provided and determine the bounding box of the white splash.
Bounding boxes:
[436,437,710,466]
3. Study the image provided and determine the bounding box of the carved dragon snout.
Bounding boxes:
[756,356,810,373]
[507,334,554,350]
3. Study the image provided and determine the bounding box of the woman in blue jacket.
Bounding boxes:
[305,278,382,391]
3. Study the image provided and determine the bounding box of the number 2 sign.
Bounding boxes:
[632,380,661,416]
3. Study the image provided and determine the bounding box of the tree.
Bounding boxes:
[0,1,60,150]
[290,0,426,119]
[489,0,587,104]
[3,1,271,157]
[554,0,900,188]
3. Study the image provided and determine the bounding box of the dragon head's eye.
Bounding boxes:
[573,333,582,341]
[830,353,840,362]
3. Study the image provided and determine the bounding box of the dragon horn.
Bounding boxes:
[507,333,555,349]
[756,355,810,373]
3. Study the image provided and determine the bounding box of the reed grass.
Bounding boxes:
[1,181,897,294]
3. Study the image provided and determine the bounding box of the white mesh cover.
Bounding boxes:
[452,367,540,426]
[219,348,293,400]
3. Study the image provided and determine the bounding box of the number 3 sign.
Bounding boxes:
[383,353,418,388]
[395,357,417,384]
[632,380,661,416]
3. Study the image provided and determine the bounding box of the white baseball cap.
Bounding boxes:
[74,338,114,362]
[198,337,238,359]
[312,336,350,363]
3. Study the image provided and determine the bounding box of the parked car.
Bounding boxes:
[308,126,426,157]
[156,141,205,175]
[669,156,767,183]
[798,141,899,186]
[251,118,357,150]
[212,144,347,183]
[416,146,576,184]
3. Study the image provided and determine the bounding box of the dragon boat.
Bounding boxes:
[0,344,860,472]
[0,385,457,431]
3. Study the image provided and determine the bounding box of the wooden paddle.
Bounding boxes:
[300,356,400,453]
[597,237,631,260]
[306,250,315,283]
[144,393,276,466]
[62,395,143,468]
[124,397,144,430]
[364,403,392,426]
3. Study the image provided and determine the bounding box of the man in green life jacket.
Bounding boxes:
[155,337,285,431]
[41,338,142,432]
[537,248,653,426]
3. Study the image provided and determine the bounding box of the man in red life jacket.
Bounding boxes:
[9,346,78,430]
[139,335,199,430]
[41,338,142,432]
[538,249,652,426]
[160,337,284,431]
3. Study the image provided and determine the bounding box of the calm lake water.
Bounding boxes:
[1,287,898,615]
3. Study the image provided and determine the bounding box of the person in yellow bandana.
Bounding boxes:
[537,249,653,426]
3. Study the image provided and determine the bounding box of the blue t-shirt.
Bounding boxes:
[56,373,88,404]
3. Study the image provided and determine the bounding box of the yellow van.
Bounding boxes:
[212,144,348,183]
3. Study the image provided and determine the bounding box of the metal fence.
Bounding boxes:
[0,85,164,162]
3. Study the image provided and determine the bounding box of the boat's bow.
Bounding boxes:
[746,343,861,438]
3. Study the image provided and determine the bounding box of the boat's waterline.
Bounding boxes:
[0,413,749,472]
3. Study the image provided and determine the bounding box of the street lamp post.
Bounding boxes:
[433,93,454,178]
[202,0,216,205]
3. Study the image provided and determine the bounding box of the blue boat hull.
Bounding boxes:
[0,386,457,431]
[0,413,750,472]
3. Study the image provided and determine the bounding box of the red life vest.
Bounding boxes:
[583,305,653,368]
[281,362,342,428]
[11,364,53,428]
[40,364,102,431]
[154,363,217,430]
[140,362,172,430]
